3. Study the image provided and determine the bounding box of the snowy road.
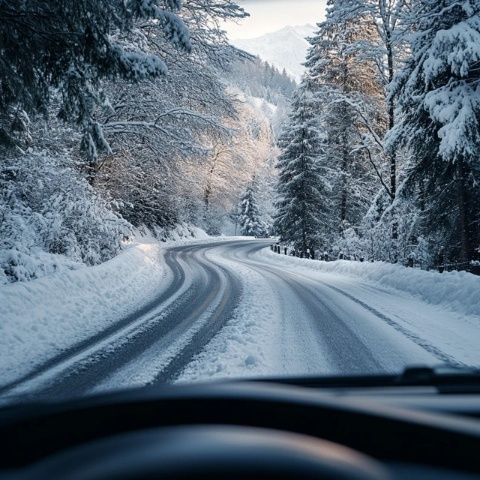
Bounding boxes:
[2,239,479,401]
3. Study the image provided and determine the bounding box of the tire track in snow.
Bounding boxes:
[318,283,467,368]
[228,244,384,373]
[0,247,185,397]
[1,241,243,400]
[151,258,243,383]
[248,247,467,368]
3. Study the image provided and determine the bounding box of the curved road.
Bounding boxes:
[2,239,462,401]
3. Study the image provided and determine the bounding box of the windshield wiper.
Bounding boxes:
[247,365,480,392]
[399,365,478,383]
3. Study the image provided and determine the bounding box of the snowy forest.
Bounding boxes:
[275,0,480,273]
[0,0,294,284]
[1,0,480,286]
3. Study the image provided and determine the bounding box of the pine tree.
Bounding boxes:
[239,181,265,237]
[274,87,331,253]
[390,0,480,269]
[322,0,408,201]
[304,0,386,235]
[0,0,191,161]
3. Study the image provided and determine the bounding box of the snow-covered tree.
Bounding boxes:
[274,88,331,253]
[0,0,192,160]
[177,90,278,235]
[0,152,129,284]
[304,1,385,234]
[390,0,480,269]
[322,0,408,200]
[0,0,255,283]
[239,181,265,237]
[92,0,248,229]
[223,56,296,135]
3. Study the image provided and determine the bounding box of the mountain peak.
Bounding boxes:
[232,24,316,82]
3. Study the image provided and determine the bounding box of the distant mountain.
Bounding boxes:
[221,55,297,136]
[232,24,316,82]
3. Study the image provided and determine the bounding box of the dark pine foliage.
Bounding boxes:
[0,0,190,158]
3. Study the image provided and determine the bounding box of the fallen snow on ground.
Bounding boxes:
[177,244,283,382]
[86,241,280,391]
[261,249,480,317]
[3,238,479,394]
[139,223,211,244]
[136,222,249,248]
[0,241,168,386]
[0,230,252,388]
[255,248,480,367]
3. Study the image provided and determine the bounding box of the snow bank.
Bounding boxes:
[136,222,210,244]
[0,226,244,388]
[0,242,167,386]
[165,224,210,242]
[262,249,480,318]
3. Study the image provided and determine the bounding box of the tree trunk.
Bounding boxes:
[386,32,396,201]
[203,184,211,211]
[386,34,398,241]
[456,159,470,267]
[340,140,348,229]
[388,105,396,198]
[302,219,308,256]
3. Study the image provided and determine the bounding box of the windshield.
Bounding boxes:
[1,0,479,404]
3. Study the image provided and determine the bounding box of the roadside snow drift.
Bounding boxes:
[0,242,167,386]
[262,249,480,318]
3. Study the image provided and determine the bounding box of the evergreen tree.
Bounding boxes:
[304,0,386,235]
[0,0,191,160]
[322,0,408,201]
[390,0,480,269]
[239,181,265,237]
[274,87,331,253]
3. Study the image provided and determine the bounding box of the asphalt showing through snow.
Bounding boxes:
[1,239,451,401]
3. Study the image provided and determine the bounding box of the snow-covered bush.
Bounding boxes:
[0,152,130,284]
[332,188,433,267]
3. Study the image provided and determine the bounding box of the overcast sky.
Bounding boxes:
[224,0,327,40]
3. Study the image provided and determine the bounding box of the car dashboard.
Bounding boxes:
[0,374,479,479]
